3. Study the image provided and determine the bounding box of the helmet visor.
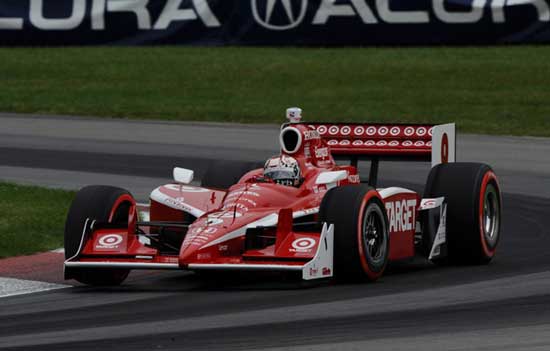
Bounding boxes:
[264,169,295,181]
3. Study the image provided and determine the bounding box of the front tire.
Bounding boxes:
[423,163,501,264]
[320,185,389,282]
[64,185,135,286]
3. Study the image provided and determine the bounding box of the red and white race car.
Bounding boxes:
[64,108,501,285]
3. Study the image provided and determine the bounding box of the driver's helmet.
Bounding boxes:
[264,155,302,187]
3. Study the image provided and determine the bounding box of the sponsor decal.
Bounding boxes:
[222,202,250,212]
[96,234,123,249]
[315,147,329,158]
[322,267,331,276]
[226,190,261,198]
[422,199,437,207]
[385,199,418,233]
[390,126,401,136]
[304,130,320,140]
[197,253,212,260]
[348,174,360,183]
[291,238,316,252]
[309,267,318,276]
[366,126,377,136]
[416,127,427,136]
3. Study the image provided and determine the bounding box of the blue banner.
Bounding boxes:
[0,0,549,46]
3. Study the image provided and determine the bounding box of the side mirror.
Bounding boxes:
[173,167,194,184]
[315,170,348,185]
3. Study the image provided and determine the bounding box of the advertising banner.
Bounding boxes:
[0,0,549,46]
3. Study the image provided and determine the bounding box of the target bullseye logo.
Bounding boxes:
[98,234,123,247]
[291,238,316,251]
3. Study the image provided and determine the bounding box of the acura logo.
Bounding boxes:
[252,0,308,30]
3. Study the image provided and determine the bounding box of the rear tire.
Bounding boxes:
[201,161,262,189]
[423,163,501,264]
[320,185,389,282]
[64,185,134,286]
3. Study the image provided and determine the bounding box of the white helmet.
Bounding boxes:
[264,156,302,187]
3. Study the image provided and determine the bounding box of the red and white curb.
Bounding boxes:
[0,249,71,298]
[0,206,152,298]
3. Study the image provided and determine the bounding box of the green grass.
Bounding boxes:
[0,46,549,136]
[0,183,74,258]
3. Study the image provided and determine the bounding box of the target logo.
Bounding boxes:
[365,140,376,146]
[389,140,400,146]
[414,141,426,147]
[353,126,365,135]
[317,125,328,135]
[291,238,316,251]
[404,127,415,136]
[402,140,413,147]
[328,126,340,135]
[328,140,338,145]
[390,127,401,136]
[378,126,389,136]
[416,127,427,137]
[340,126,351,135]
[428,127,434,136]
[97,234,123,248]
[339,140,350,146]
[352,140,364,146]
[376,140,388,146]
[366,126,377,136]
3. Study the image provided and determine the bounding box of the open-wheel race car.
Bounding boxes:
[64,108,502,285]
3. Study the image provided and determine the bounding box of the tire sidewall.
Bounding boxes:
[357,192,389,279]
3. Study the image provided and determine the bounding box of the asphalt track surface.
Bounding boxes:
[1,114,550,350]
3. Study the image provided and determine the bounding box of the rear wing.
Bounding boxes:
[305,123,456,168]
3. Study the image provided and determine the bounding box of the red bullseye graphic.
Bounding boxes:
[441,133,449,163]
[98,234,123,247]
[292,238,316,250]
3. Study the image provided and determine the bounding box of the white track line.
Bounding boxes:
[0,277,69,298]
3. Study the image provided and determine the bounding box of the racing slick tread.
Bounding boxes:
[320,185,389,282]
[424,162,501,264]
